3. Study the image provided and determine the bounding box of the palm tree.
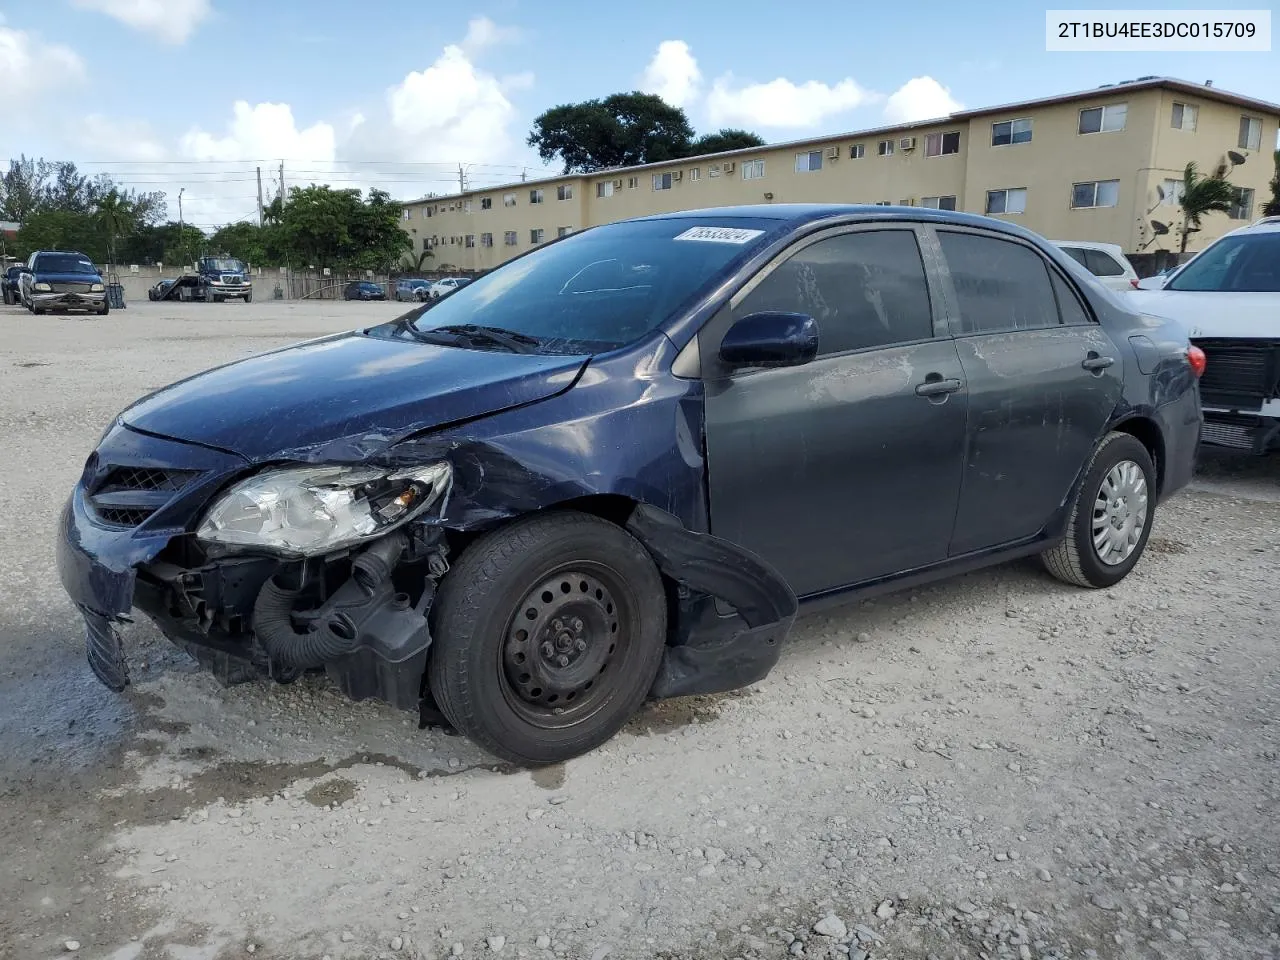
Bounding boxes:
[1177,161,1236,252]
[95,189,135,268]
[1262,149,1280,218]
[400,248,434,272]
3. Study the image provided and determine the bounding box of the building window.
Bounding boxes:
[850,143,865,159]
[1161,179,1185,205]
[422,238,430,250]
[1078,104,1127,134]
[1071,180,1120,209]
[874,201,892,206]
[795,150,823,172]
[925,131,961,157]
[688,167,701,181]
[556,184,573,201]
[480,197,492,210]
[465,235,475,248]
[741,159,765,180]
[921,196,957,210]
[596,181,614,198]
[986,187,1027,215]
[425,207,433,218]
[402,208,412,220]
[1239,116,1262,150]
[627,177,639,189]
[530,228,545,244]
[877,139,894,157]
[504,231,518,246]
[653,172,673,191]
[463,200,472,214]
[529,189,544,204]
[557,226,572,238]
[1171,102,1198,131]
[503,193,516,207]
[481,233,493,247]
[991,118,1032,146]
[1229,187,1255,220]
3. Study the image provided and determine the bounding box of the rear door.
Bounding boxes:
[931,227,1124,555]
[702,224,969,597]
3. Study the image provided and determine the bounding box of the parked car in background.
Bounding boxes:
[147,279,177,301]
[194,256,253,303]
[1128,216,1280,453]
[18,251,109,315]
[343,281,386,301]
[56,205,1204,767]
[395,279,430,302]
[1,265,24,305]
[1135,254,1200,290]
[427,276,472,299]
[1053,241,1140,291]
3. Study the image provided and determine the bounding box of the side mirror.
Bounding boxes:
[720,311,819,369]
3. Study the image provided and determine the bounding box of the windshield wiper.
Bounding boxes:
[428,324,543,354]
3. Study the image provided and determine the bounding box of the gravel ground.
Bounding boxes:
[1,300,1277,960]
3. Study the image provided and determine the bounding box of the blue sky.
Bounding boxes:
[1,0,1276,227]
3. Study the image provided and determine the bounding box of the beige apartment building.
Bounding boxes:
[399,77,1280,272]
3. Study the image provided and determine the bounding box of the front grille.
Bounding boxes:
[221,275,243,285]
[1193,339,1280,409]
[88,466,198,528]
[50,282,92,294]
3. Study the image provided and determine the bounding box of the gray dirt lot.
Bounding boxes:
[0,300,1277,960]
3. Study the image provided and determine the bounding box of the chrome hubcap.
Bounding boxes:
[1092,460,1148,566]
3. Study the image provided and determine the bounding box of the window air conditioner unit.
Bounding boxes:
[826,147,840,160]
[672,170,683,181]
[723,161,736,173]
[900,137,916,151]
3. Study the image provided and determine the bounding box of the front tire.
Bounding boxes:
[428,511,667,766]
[1042,431,1156,588]
[244,291,252,303]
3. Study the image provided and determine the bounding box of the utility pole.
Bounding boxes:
[178,188,186,267]
[279,160,285,202]
[256,167,265,226]
[458,164,466,194]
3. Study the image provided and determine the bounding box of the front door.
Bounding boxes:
[931,228,1125,554]
[702,225,969,598]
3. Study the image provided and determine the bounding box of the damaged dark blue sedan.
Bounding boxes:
[57,205,1204,765]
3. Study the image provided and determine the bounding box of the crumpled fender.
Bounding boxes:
[624,504,798,699]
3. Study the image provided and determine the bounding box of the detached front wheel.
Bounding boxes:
[428,511,667,765]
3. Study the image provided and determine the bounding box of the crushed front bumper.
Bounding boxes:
[30,291,107,311]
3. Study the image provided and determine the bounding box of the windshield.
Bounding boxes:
[1167,232,1280,293]
[382,217,780,353]
[36,253,96,274]
[205,258,247,273]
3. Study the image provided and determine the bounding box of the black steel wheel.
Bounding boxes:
[428,510,667,765]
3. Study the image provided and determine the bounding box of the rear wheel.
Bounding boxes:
[428,511,667,765]
[1042,432,1156,588]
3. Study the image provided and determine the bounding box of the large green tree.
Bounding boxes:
[690,128,766,154]
[1177,161,1237,252]
[528,92,698,173]
[1262,149,1280,218]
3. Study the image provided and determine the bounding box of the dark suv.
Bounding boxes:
[19,251,108,315]
[57,205,1204,766]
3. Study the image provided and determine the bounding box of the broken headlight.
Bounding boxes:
[196,462,451,557]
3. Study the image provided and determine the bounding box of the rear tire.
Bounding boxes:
[1042,432,1156,588]
[428,510,667,766]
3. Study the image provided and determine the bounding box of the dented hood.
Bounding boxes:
[121,332,588,461]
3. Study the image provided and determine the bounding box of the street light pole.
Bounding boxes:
[178,188,186,268]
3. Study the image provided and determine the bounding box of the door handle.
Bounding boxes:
[914,376,963,397]
[1082,352,1115,372]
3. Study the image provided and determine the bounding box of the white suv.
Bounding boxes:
[1052,241,1140,292]
[1127,216,1280,453]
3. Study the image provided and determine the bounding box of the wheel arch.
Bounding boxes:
[1109,414,1166,495]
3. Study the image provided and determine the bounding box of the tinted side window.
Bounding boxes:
[938,232,1059,334]
[736,230,933,356]
[1059,246,1089,269]
[1051,271,1092,325]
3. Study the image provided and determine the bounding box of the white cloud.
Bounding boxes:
[642,40,701,109]
[0,24,85,98]
[883,76,963,123]
[180,101,337,163]
[707,74,878,128]
[71,0,211,45]
[461,16,521,54]
[385,44,520,164]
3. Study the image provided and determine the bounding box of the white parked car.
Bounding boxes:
[1127,216,1280,453]
[426,276,473,300]
[1052,241,1140,292]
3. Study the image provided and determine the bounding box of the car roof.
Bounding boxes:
[625,203,1048,243]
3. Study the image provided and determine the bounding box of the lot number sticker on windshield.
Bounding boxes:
[673,226,765,244]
